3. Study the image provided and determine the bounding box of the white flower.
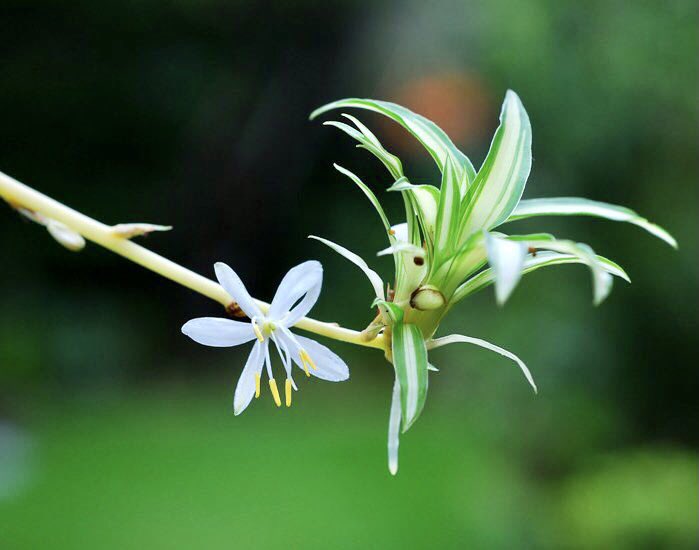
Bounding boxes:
[182,260,349,414]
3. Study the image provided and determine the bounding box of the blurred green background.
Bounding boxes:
[0,1,697,548]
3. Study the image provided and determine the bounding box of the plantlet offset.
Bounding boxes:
[310,90,675,473]
[0,89,676,476]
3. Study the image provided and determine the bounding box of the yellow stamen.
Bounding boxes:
[252,319,265,343]
[268,378,281,407]
[254,374,261,398]
[285,379,292,407]
[299,349,317,374]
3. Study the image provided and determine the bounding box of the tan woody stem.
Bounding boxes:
[0,170,386,350]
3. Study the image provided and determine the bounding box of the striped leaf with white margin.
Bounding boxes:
[434,154,461,257]
[485,232,528,305]
[311,98,477,191]
[333,164,392,234]
[427,334,537,393]
[309,235,385,300]
[392,322,429,432]
[451,251,629,304]
[460,90,532,239]
[505,197,677,248]
[387,377,401,475]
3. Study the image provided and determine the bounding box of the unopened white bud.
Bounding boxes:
[46,221,85,252]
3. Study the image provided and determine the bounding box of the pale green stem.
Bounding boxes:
[0,170,386,350]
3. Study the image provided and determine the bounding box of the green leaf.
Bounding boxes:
[427,333,537,393]
[433,154,461,256]
[391,323,429,432]
[311,98,476,188]
[505,197,677,248]
[505,233,555,242]
[309,235,385,300]
[451,251,629,303]
[460,90,532,239]
[372,299,404,324]
[333,164,392,234]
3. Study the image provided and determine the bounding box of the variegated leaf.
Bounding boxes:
[505,197,677,248]
[392,322,429,432]
[452,251,629,303]
[433,154,461,257]
[460,90,532,239]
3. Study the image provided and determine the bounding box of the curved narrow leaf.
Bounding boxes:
[387,378,401,475]
[323,118,404,180]
[505,197,677,248]
[392,323,429,432]
[427,333,537,393]
[311,98,476,187]
[451,251,629,303]
[460,90,532,239]
[333,164,392,234]
[309,235,385,300]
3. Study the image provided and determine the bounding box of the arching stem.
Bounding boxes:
[0,170,386,350]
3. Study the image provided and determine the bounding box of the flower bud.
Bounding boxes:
[46,221,85,252]
[409,285,445,311]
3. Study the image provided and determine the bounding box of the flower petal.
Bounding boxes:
[391,223,409,243]
[214,262,262,319]
[286,333,349,382]
[181,317,256,347]
[233,341,265,415]
[269,260,323,326]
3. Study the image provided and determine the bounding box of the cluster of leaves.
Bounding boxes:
[310,91,675,473]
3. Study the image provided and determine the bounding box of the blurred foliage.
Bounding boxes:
[0,0,696,548]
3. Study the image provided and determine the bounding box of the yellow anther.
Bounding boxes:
[285,379,292,407]
[268,378,281,407]
[254,374,261,398]
[252,320,265,343]
[300,349,317,373]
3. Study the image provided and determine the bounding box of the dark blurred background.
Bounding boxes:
[0,1,696,548]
